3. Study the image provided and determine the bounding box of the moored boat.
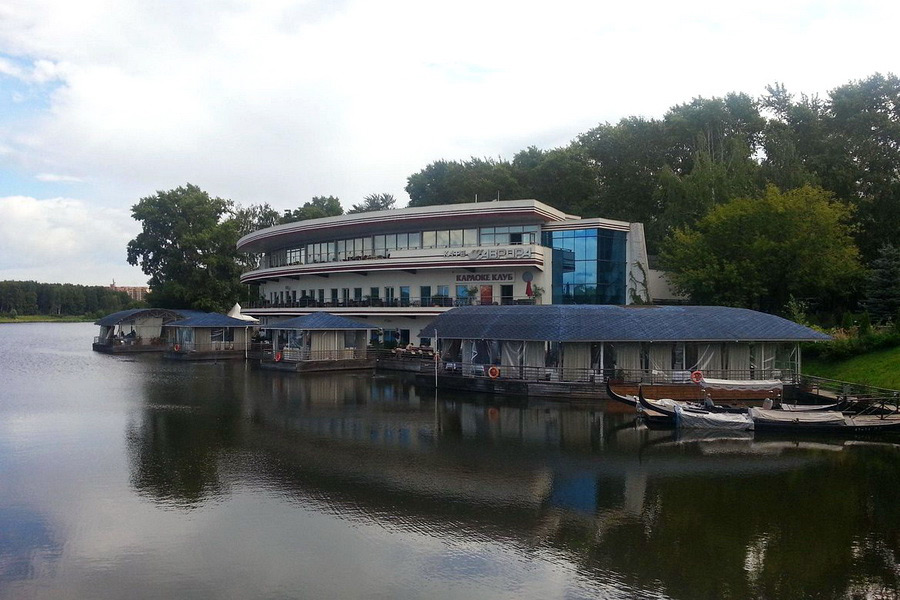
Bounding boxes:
[749,408,900,434]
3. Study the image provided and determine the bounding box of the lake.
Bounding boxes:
[2,322,899,599]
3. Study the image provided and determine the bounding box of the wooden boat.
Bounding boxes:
[637,386,753,430]
[750,408,900,434]
[606,379,746,413]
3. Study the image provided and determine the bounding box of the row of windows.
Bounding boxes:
[262,225,541,268]
[264,282,526,307]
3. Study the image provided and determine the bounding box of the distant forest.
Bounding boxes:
[0,281,140,317]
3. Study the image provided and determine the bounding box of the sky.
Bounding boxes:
[0,0,897,286]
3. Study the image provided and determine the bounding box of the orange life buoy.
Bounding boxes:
[275,352,283,362]
[488,366,500,379]
[174,344,181,352]
[690,370,703,384]
[487,407,499,421]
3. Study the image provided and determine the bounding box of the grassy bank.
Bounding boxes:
[0,315,94,324]
[803,346,900,390]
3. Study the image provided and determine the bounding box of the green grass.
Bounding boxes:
[0,315,94,324]
[803,345,900,389]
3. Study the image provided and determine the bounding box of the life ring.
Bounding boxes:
[690,370,703,384]
[487,366,500,379]
[275,352,283,362]
[174,344,181,352]
[487,407,499,421]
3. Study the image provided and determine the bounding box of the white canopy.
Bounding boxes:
[227,303,259,323]
[700,377,783,392]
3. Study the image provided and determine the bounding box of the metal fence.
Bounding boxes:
[244,295,541,309]
[251,345,370,362]
[94,336,166,348]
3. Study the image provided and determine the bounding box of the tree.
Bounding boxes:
[659,185,862,314]
[279,196,343,223]
[406,157,525,206]
[511,145,600,217]
[862,244,900,324]
[127,184,245,312]
[348,193,397,214]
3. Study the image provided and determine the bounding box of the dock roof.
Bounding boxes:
[95,308,206,326]
[263,312,373,331]
[167,313,255,328]
[418,305,830,343]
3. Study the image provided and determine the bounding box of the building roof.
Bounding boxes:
[95,308,206,326]
[167,313,256,328]
[236,199,592,253]
[418,305,831,343]
[263,312,373,331]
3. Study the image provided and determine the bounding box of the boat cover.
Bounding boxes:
[700,377,783,391]
[675,405,753,430]
[749,408,848,427]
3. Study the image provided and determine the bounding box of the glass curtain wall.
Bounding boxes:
[542,228,627,304]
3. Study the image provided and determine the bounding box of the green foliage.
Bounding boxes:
[406,157,526,206]
[127,184,245,312]
[0,281,134,316]
[659,185,862,313]
[348,193,396,214]
[863,244,900,323]
[280,196,343,223]
[858,311,872,336]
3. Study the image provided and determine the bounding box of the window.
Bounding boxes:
[342,288,350,304]
[463,229,478,246]
[354,287,363,301]
[420,285,432,305]
[370,287,380,299]
[423,231,436,248]
[436,284,449,306]
[449,230,463,247]
[409,232,421,248]
[330,289,338,304]
[436,230,450,247]
[384,286,396,306]
[400,286,410,307]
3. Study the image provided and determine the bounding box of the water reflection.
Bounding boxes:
[4,324,900,599]
[125,366,900,599]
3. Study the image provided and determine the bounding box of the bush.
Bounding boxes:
[804,328,900,361]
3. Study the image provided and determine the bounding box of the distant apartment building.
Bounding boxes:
[110,280,149,303]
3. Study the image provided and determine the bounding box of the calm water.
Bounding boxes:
[2,323,900,599]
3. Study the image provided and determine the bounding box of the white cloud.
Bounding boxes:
[0,195,146,285]
[36,173,84,182]
[0,0,898,283]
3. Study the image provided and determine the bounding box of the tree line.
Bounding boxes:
[0,281,138,317]
[127,73,900,323]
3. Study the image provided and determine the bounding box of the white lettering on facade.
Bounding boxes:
[455,273,515,282]
[442,247,533,260]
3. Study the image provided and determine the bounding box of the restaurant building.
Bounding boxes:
[237,199,658,345]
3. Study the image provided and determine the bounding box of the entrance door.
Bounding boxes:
[500,285,514,305]
[480,285,493,305]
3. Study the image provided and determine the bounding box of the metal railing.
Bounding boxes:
[168,342,244,353]
[250,345,370,362]
[245,295,542,309]
[94,336,166,347]
[799,374,900,402]
[378,360,799,385]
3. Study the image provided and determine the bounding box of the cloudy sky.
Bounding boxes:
[0,0,897,286]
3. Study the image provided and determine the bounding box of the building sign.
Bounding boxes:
[455,273,515,282]
[443,247,533,260]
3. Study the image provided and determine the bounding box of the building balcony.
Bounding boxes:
[240,244,546,284]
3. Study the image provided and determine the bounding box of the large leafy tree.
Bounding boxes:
[348,193,396,214]
[406,157,525,206]
[660,185,862,314]
[127,184,245,312]
[280,195,343,223]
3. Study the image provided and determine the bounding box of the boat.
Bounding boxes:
[606,379,746,413]
[637,386,753,430]
[749,408,900,434]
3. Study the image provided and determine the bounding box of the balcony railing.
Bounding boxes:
[245,295,543,310]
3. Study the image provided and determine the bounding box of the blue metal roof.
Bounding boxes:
[263,312,373,331]
[418,305,831,342]
[95,308,206,326]
[167,313,255,328]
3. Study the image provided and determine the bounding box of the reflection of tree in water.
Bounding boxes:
[126,364,245,508]
[541,442,900,600]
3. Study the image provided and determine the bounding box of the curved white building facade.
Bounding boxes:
[238,199,652,345]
